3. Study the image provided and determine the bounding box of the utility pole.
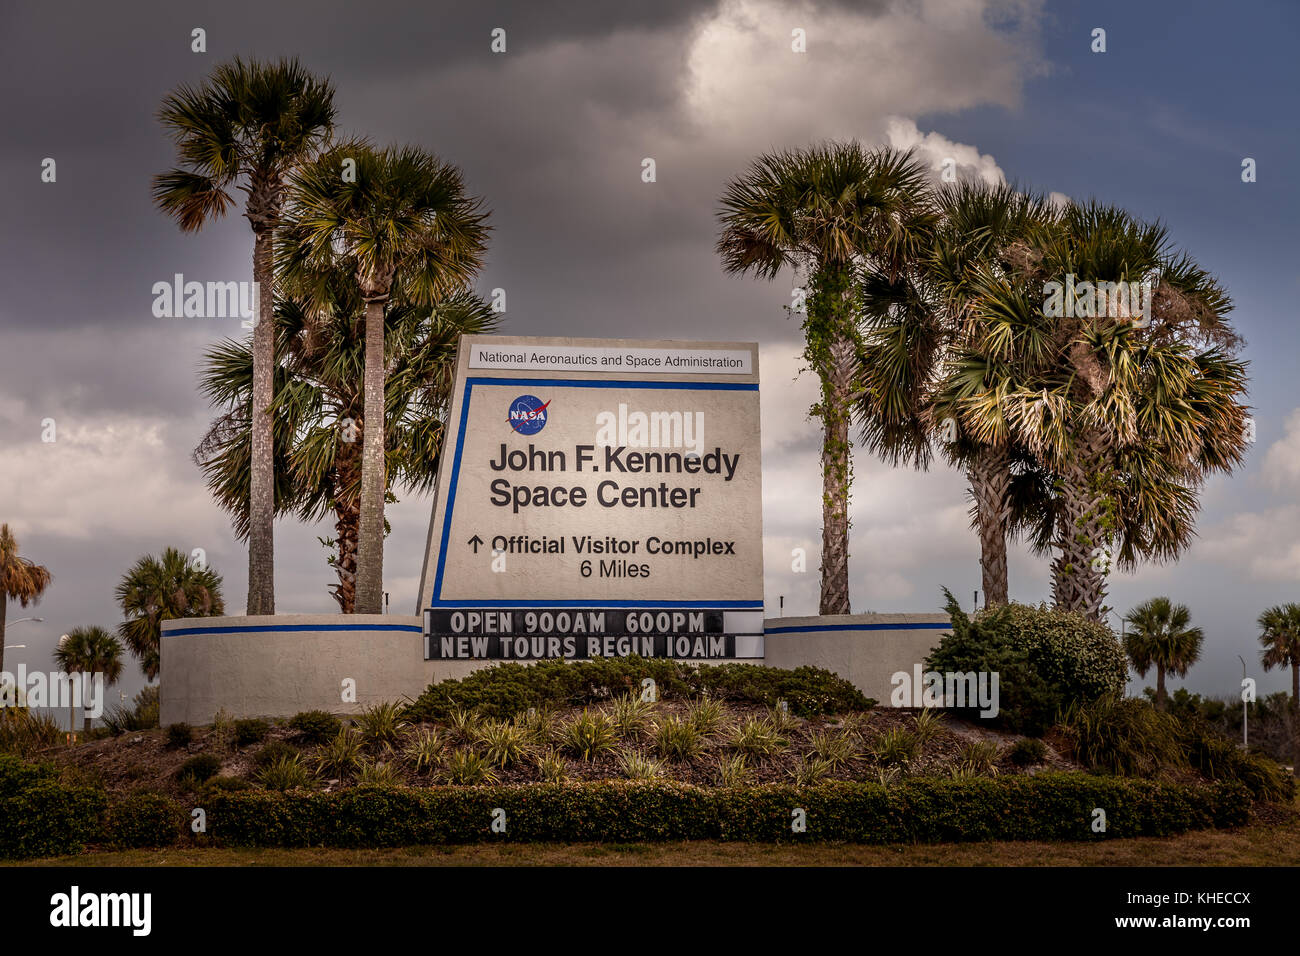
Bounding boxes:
[1238,655,1248,749]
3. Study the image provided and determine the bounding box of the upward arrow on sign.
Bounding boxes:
[467,534,484,554]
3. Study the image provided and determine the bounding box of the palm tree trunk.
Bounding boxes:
[1050,429,1111,620]
[355,297,387,614]
[818,323,855,617]
[331,498,360,614]
[1156,667,1167,710]
[246,227,276,616]
[0,597,7,682]
[969,447,1011,606]
[1292,663,1299,777]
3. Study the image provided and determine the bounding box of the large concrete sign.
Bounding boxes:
[417,335,764,661]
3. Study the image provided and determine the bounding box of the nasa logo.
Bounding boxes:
[507,395,550,435]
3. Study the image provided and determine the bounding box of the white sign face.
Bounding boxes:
[417,335,765,661]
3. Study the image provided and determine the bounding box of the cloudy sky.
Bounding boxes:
[2,0,1298,710]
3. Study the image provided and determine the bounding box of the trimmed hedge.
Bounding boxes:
[106,792,186,849]
[0,756,106,860]
[406,658,873,721]
[201,773,1248,847]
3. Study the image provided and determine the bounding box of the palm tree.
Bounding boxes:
[934,202,1248,618]
[882,181,1059,606]
[1123,597,1204,709]
[280,143,491,613]
[153,56,336,616]
[0,523,52,678]
[115,548,225,680]
[1258,603,1300,776]
[717,142,935,614]
[53,627,124,731]
[194,285,498,610]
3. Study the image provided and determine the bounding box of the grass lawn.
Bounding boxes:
[16,816,1300,867]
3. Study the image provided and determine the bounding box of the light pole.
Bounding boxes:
[4,616,43,631]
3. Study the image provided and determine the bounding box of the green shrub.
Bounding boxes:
[402,729,445,774]
[288,710,342,745]
[405,659,872,722]
[605,694,655,738]
[928,590,1127,734]
[175,753,222,787]
[107,792,184,848]
[788,755,834,786]
[0,708,62,757]
[257,754,314,791]
[355,702,408,751]
[713,753,752,788]
[1059,696,1185,777]
[474,720,532,769]
[561,709,619,762]
[869,728,919,769]
[102,686,160,735]
[1179,719,1296,803]
[438,748,499,785]
[513,707,560,746]
[912,709,947,744]
[356,759,404,788]
[807,729,859,770]
[233,718,271,748]
[0,756,106,859]
[654,716,706,761]
[200,775,252,794]
[730,717,788,758]
[445,707,483,743]
[252,739,298,770]
[685,696,726,735]
[165,722,194,748]
[317,729,363,779]
[954,740,1001,777]
[1009,738,1048,767]
[200,773,1249,848]
[536,749,568,783]
[616,748,665,781]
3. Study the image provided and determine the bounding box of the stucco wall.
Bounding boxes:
[762,614,952,705]
[160,611,952,724]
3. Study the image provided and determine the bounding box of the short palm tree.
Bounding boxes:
[1123,597,1204,709]
[115,548,225,680]
[1258,603,1300,775]
[717,142,934,614]
[53,627,124,731]
[194,285,498,610]
[0,523,52,677]
[280,142,491,613]
[153,56,336,616]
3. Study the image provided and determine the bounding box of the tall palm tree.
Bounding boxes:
[0,523,52,678]
[153,56,336,616]
[717,142,935,614]
[115,548,225,680]
[194,285,498,610]
[1123,597,1204,709]
[879,181,1059,606]
[936,203,1248,618]
[53,627,124,731]
[1258,603,1300,776]
[280,143,491,613]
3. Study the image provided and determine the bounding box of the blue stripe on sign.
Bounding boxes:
[428,600,764,609]
[764,622,952,634]
[431,376,760,605]
[163,624,423,636]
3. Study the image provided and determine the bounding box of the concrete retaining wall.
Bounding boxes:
[762,613,952,705]
[160,611,952,724]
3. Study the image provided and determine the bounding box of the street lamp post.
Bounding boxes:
[3,616,43,631]
[1238,655,1248,750]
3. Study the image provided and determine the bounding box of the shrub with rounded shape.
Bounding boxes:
[175,753,222,786]
[288,710,342,745]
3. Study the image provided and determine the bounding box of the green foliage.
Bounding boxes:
[116,547,224,680]
[605,694,655,739]
[1059,696,1185,777]
[200,774,1249,848]
[257,754,314,791]
[869,728,920,769]
[316,729,363,779]
[474,719,532,769]
[438,748,499,786]
[405,659,871,722]
[253,740,299,770]
[1008,738,1048,767]
[685,696,726,735]
[954,740,1001,777]
[200,775,253,794]
[0,708,61,757]
[288,710,342,745]
[653,716,706,762]
[729,717,788,758]
[165,723,194,748]
[929,592,1128,734]
[912,709,947,744]
[101,686,160,735]
[807,729,860,770]
[0,756,106,859]
[1178,719,1296,803]
[617,748,665,781]
[445,707,483,743]
[535,749,568,783]
[714,753,752,788]
[355,759,403,788]
[402,729,445,774]
[233,718,271,748]
[561,709,619,762]
[355,701,408,751]
[106,792,184,849]
[175,753,222,787]
[789,755,834,787]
